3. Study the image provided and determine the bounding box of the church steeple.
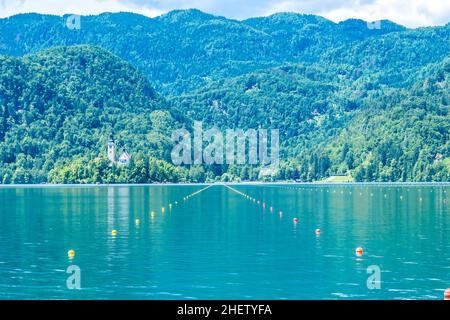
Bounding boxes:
[107,132,116,163]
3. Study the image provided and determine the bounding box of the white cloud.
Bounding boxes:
[317,0,450,28]
[0,0,163,18]
[0,0,449,27]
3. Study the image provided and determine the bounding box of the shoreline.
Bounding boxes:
[0,181,449,188]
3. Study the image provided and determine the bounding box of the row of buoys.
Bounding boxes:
[67,183,449,298]
[183,184,213,201]
[226,185,326,240]
[123,184,209,231]
[93,185,216,251]
[255,185,450,204]
[227,186,368,260]
[67,185,214,261]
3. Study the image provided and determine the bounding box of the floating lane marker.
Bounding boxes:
[445,288,450,300]
[225,184,294,224]
[181,184,214,202]
[225,185,329,243]
[67,250,75,258]
[355,247,363,257]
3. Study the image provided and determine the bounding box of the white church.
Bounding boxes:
[107,133,131,166]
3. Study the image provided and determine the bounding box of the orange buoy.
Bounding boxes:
[445,288,450,300]
[315,228,321,235]
[293,218,298,223]
[356,247,363,256]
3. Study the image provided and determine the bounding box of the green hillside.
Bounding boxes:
[0,10,448,183]
[0,46,190,183]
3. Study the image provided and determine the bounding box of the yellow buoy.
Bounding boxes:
[111,229,117,236]
[67,249,75,258]
[162,207,166,213]
[135,219,140,225]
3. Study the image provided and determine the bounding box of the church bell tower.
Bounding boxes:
[108,133,116,163]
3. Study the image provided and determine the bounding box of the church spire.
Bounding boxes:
[107,132,116,163]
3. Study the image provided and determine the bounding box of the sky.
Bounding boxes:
[0,0,449,28]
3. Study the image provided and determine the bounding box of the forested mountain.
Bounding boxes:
[0,46,190,183]
[0,10,449,183]
[0,10,422,95]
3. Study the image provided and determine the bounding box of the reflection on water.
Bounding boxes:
[0,184,449,299]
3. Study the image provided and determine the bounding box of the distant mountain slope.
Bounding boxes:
[0,10,418,94]
[0,46,185,183]
[171,57,449,181]
[0,10,448,182]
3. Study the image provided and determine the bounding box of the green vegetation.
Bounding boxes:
[0,11,448,183]
[0,46,188,183]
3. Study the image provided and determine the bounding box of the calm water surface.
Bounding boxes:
[0,184,449,299]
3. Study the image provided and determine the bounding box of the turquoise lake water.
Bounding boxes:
[0,184,449,300]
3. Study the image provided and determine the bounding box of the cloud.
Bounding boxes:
[1,0,449,27]
[317,0,450,28]
[0,0,163,18]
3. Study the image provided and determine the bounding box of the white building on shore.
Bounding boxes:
[108,133,131,166]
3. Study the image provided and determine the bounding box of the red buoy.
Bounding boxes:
[315,228,321,235]
[293,218,298,223]
[445,288,450,300]
[356,247,363,256]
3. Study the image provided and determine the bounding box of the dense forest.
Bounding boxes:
[0,10,448,183]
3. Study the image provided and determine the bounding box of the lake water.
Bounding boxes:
[0,184,449,300]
